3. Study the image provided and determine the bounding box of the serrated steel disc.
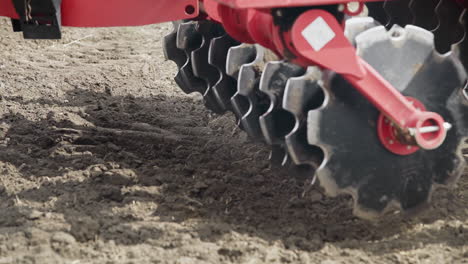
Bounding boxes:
[208,34,240,111]
[226,44,257,79]
[283,67,324,169]
[163,21,201,94]
[191,22,225,113]
[232,45,269,141]
[356,25,435,91]
[308,25,467,219]
[163,21,186,71]
[259,61,305,145]
[175,22,207,95]
[345,17,380,45]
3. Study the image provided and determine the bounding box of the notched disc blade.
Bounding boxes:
[209,34,240,111]
[163,22,195,94]
[309,26,467,219]
[345,17,380,45]
[226,44,257,79]
[191,22,224,113]
[232,45,269,141]
[259,61,304,145]
[175,22,207,95]
[283,67,324,168]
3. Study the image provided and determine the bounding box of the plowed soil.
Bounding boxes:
[0,18,467,264]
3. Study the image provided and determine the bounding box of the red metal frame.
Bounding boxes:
[214,0,382,9]
[0,0,18,19]
[0,0,199,27]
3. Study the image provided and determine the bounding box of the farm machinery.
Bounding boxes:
[0,0,467,220]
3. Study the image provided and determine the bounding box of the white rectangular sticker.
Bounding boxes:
[301,17,336,52]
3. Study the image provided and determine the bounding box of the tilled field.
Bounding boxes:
[0,18,467,264]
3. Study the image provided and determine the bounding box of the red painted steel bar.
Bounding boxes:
[0,0,199,27]
[214,0,383,9]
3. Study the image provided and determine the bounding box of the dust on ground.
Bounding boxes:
[0,18,466,264]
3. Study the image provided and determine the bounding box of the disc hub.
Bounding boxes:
[377,97,423,155]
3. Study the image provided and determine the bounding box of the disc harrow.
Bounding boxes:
[165,22,299,169]
[3,0,465,221]
[161,1,468,218]
[226,42,322,172]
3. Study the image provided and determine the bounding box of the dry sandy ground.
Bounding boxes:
[0,18,466,264]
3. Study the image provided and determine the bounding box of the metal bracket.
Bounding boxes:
[11,0,62,39]
[288,10,448,151]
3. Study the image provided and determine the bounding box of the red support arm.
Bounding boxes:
[287,10,447,150]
